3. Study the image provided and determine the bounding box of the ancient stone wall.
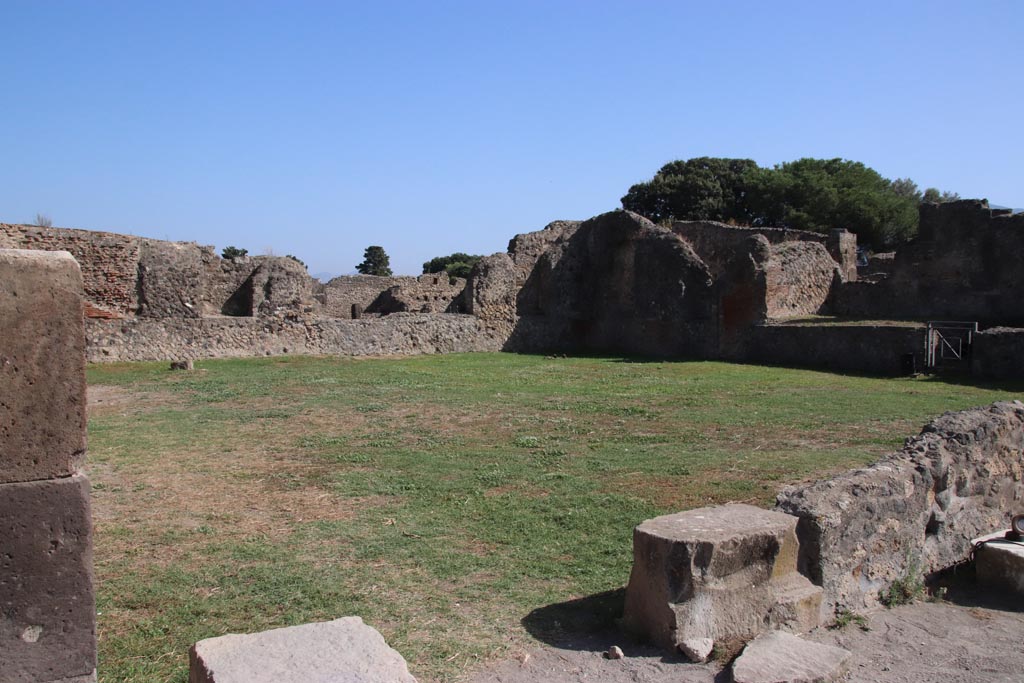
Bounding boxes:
[373,274,467,314]
[506,211,717,357]
[831,201,1024,325]
[86,313,500,362]
[672,221,852,277]
[319,274,465,319]
[734,322,925,376]
[1,249,97,682]
[777,401,1024,612]
[972,327,1024,380]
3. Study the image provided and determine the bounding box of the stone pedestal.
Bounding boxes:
[621,503,822,656]
[973,530,1024,595]
[1,249,96,682]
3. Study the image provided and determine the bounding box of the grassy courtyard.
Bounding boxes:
[85,353,1023,682]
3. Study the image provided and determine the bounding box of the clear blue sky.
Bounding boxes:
[2,1,1021,276]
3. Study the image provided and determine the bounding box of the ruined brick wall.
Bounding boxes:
[86,313,500,362]
[777,401,1024,612]
[763,241,838,319]
[1,249,96,682]
[1,223,140,318]
[831,200,1024,324]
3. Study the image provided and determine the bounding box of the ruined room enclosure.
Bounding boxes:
[82,353,1024,682]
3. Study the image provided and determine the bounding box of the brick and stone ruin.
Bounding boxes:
[4,197,1022,379]
[3,198,1024,681]
[1,250,96,682]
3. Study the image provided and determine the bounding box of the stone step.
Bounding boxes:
[769,572,824,633]
[732,631,851,683]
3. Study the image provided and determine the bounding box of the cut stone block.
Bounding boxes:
[1,249,86,484]
[973,530,1024,595]
[0,474,96,682]
[189,616,417,683]
[621,503,821,651]
[731,631,851,683]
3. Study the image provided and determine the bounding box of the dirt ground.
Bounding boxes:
[470,583,1024,683]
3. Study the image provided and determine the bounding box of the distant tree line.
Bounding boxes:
[621,157,960,250]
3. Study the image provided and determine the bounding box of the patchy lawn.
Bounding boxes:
[85,353,1024,682]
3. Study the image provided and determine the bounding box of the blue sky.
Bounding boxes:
[2,1,1021,276]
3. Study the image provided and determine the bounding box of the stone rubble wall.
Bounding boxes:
[0,249,97,682]
[86,313,502,362]
[777,401,1024,612]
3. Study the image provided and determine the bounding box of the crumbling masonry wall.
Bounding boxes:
[1,249,96,682]
[777,401,1024,613]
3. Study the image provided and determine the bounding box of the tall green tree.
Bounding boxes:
[621,156,926,250]
[356,246,393,276]
[422,252,482,279]
[621,157,765,224]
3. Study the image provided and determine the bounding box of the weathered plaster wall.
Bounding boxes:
[86,313,501,362]
[777,401,1024,612]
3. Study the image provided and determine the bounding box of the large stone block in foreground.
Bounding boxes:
[621,504,821,652]
[189,616,417,683]
[0,474,96,682]
[0,249,87,484]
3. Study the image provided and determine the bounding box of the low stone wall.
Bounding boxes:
[972,327,1024,380]
[777,401,1024,612]
[86,313,502,362]
[735,322,925,375]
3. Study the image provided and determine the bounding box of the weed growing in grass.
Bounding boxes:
[881,558,926,607]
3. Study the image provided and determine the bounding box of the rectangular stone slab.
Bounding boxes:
[0,474,96,681]
[189,616,417,683]
[1,249,87,484]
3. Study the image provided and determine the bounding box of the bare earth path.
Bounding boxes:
[470,590,1024,683]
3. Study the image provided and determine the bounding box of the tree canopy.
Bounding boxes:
[221,246,248,259]
[422,252,482,279]
[356,246,393,276]
[621,157,960,250]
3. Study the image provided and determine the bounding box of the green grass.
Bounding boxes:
[85,353,1023,682]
